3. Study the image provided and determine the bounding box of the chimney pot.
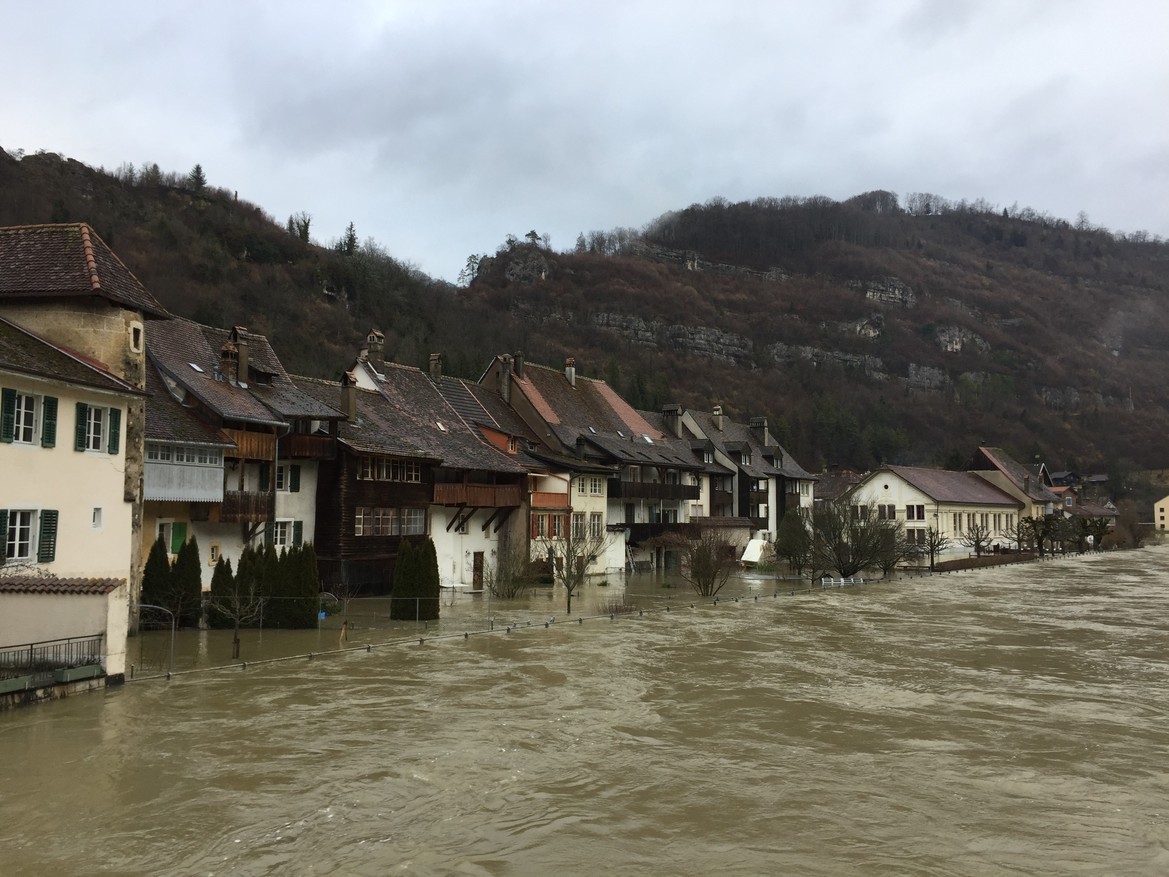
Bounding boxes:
[565,356,576,387]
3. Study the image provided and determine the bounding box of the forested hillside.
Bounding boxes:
[3,147,1167,477]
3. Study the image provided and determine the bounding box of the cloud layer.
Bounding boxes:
[4,0,1166,280]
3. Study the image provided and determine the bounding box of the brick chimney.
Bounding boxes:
[340,371,357,420]
[500,354,513,404]
[429,353,443,382]
[565,356,576,387]
[750,416,772,446]
[514,350,524,378]
[363,329,384,364]
[713,404,724,431]
[231,327,249,386]
[662,403,683,438]
[219,340,239,384]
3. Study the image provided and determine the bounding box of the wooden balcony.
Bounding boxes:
[608,480,701,501]
[530,491,571,510]
[219,490,273,523]
[626,522,699,544]
[433,483,522,508]
[281,433,335,459]
[222,428,274,461]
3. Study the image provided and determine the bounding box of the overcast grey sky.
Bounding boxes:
[3,1,1167,281]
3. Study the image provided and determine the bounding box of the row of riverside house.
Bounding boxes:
[1,223,1112,704]
[0,223,819,701]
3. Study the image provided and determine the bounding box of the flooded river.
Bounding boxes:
[2,549,1168,875]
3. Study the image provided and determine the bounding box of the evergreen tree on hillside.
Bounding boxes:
[187,163,206,192]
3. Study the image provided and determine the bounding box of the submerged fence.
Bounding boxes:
[0,634,105,687]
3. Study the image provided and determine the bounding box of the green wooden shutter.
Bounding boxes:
[0,388,15,443]
[0,509,8,562]
[293,520,304,546]
[37,510,59,563]
[74,402,89,451]
[259,463,270,491]
[263,522,273,547]
[289,464,301,493]
[170,521,187,555]
[107,407,121,455]
[40,396,58,448]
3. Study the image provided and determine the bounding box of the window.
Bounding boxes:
[91,508,103,530]
[877,504,896,520]
[703,450,714,464]
[532,513,548,538]
[589,512,604,539]
[589,476,603,495]
[267,520,303,547]
[209,543,222,565]
[359,456,421,482]
[906,505,925,521]
[158,520,187,555]
[1,390,58,448]
[4,510,33,561]
[74,403,120,455]
[1065,497,1073,507]
[572,512,586,540]
[1,509,58,563]
[578,478,587,495]
[355,507,371,536]
[507,436,518,454]
[12,392,34,443]
[271,521,291,546]
[401,508,426,535]
[551,515,564,538]
[799,482,810,497]
[907,528,925,545]
[129,321,143,353]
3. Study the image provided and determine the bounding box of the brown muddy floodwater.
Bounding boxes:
[2,549,1168,876]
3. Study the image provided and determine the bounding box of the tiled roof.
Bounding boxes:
[974,447,1062,503]
[147,318,286,426]
[513,362,699,469]
[880,466,1023,506]
[687,409,815,480]
[0,315,139,395]
[0,223,169,318]
[0,576,124,595]
[144,358,235,446]
[362,362,526,474]
[293,375,433,460]
[814,468,866,502]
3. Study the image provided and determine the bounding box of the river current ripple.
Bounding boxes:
[2,548,1168,875]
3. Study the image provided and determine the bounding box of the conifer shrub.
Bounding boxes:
[172,533,204,628]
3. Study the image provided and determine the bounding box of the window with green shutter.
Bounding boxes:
[41,396,58,448]
[1,388,15,443]
[107,407,121,455]
[289,464,301,493]
[0,509,8,562]
[259,463,270,491]
[37,510,58,563]
[293,520,304,546]
[170,521,187,555]
[74,402,89,451]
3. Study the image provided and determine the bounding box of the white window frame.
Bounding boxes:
[589,512,604,539]
[12,392,37,444]
[91,507,103,530]
[272,519,293,547]
[84,406,106,452]
[589,476,604,495]
[5,509,35,561]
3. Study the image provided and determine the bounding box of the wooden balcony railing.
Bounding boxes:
[219,490,273,523]
[432,483,522,508]
[281,434,335,459]
[221,428,274,461]
[608,480,701,501]
[530,491,571,510]
[625,522,699,544]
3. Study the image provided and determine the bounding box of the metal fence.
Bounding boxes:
[0,634,105,683]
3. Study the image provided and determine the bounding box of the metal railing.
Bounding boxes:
[0,634,105,682]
